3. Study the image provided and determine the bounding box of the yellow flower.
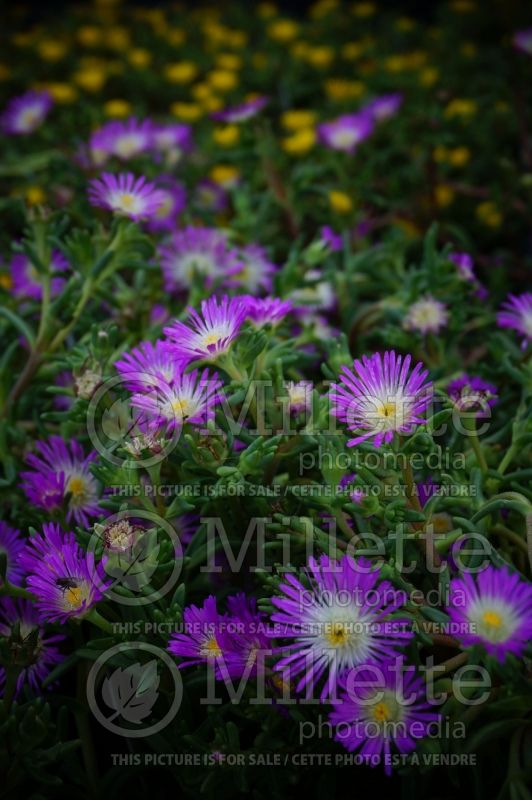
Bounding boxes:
[40,83,78,103]
[191,83,213,101]
[74,68,107,92]
[352,2,376,17]
[419,67,439,87]
[282,127,316,155]
[396,17,415,31]
[444,99,477,118]
[324,78,364,101]
[166,28,186,46]
[291,42,310,59]
[252,53,268,69]
[216,53,242,71]
[77,26,102,46]
[103,99,132,118]
[0,64,10,81]
[281,110,317,130]
[0,273,12,290]
[207,70,238,92]
[268,19,299,42]
[105,27,130,51]
[328,190,353,214]
[461,42,477,57]
[37,40,68,61]
[165,61,198,84]
[433,145,448,163]
[258,2,277,17]
[306,46,335,68]
[341,41,365,60]
[476,202,502,228]
[209,164,240,187]
[26,186,46,205]
[310,0,339,18]
[13,32,35,47]
[228,30,247,48]
[450,0,476,11]
[213,126,240,147]
[448,147,470,167]
[129,49,151,68]
[170,102,203,121]
[201,95,223,113]
[394,217,421,238]
[385,55,407,72]
[435,185,455,208]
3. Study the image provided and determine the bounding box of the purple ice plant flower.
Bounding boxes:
[318,112,374,153]
[0,598,65,696]
[320,225,343,252]
[163,295,247,364]
[446,565,532,662]
[151,122,193,159]
[130,368,222,432]
[363,93,403,122]
[88,172,164,220]
[145,176,186,233]
[285,380,313,414]
[222,593,271,679]
[329,661,440,775]
[1,90,53,135]
[496,292,532,348]
[10,250,68,301]
[513,28,532,56]
[89,117,153,162]
[403,295,449,335]
[158,226,242,292]
[229,244,277,293]
[114,339,183,392]
[330,350,432,447]
[242,296,293,327]
[167,595,230,674]
[21,436,103,527]
[269,554,412,699]
[18,522,110,623]
[211,96,268,123]
[448,251,476,282]
[447,374,498,415]
[0,522,25,585]
[194,179,229,213]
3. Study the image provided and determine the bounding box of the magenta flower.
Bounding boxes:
[164,296,247,363]
[211,96,268,124]
[0,598,65,696]
[145,176,186,233]
[403,295,449,334]
[222,593,270,679]
[89,117,153,163]
[446,565,532,662]
[496,292,532,348]
[330,350,432,447]
[88,172,164,220]
[167,595,230,674]
[10,250,68,301]
[158,226,242,292]
[18,522,110,623]
[269,554,412,699]
[131,368,222,431]
[448,251,476,282]
[229,244,277,293]
[21,436,103,527]
[513,29,532,56]
[318,113,374,153]
[363,93,403,122]
[114,339,182,392]
[329,661,439,775]
[242,296,293,327]
[447,374,497,415]
[320,225,343,252]
[0,522,25,585]
[1,91,52,135]
[151,123,193,156]
[285,380,313,414]
[194,179,229,213]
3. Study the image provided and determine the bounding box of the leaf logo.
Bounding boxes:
[101,661,160,724]
[101,398,140,445]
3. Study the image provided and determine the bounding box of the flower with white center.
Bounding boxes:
[163,296,247,364]
[131,368,222,432]
[496,292,532,349]
[403,295,449,334]
[88,172,164,220]
[1,91,53,135]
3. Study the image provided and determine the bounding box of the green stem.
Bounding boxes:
[85,608,113,634]
[462,414,488,473]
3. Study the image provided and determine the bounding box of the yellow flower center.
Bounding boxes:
[324,622,350,647]
[120,193,135,209]
[373,701,391,722]
[201,636,222,658]
[482,610,502,628]
[68,476,86,498]
[377,401,397,418]
[65,586,83,608]
[171,397,192,418]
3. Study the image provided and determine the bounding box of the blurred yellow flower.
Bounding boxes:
[213,126,240,147]
[228,30,248,48]
[105,27,130,50]
[74,68,107,92]
[281,110,317,130]
[26,186,46,205]
[166,28,186,46]
[448,147,471,167]
[433,146,448,163]
[170,102,203,121]
[450,0,476,12]
[216,53,242,71]
[341,42,365,60]
[476,201,502,228]
[77,26,102,47]
[419,67,439,87]
[165,62,198,84]
[352,3,376,17]
[37,40,68,61]
[444,99,477,118]
[310,0,339,18]
[207,70,238,92]
[0,64,10,81]
[209,164,240,187]
[396,17,415,31]
[306,46,335,68]
[461,43,477,57]
[258,3,278,17]
[435,185,455,208]
[39,83,77,103]
[268,19,299,42]
[329,190,353,214]
[394,217,421,238]
[282,128,316,155]
[129,49,152,68]
[0,273,13,290]
[201,95,224,113]
[103,99,132,118]
[324,78,364,101]
[252,53,268,69]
